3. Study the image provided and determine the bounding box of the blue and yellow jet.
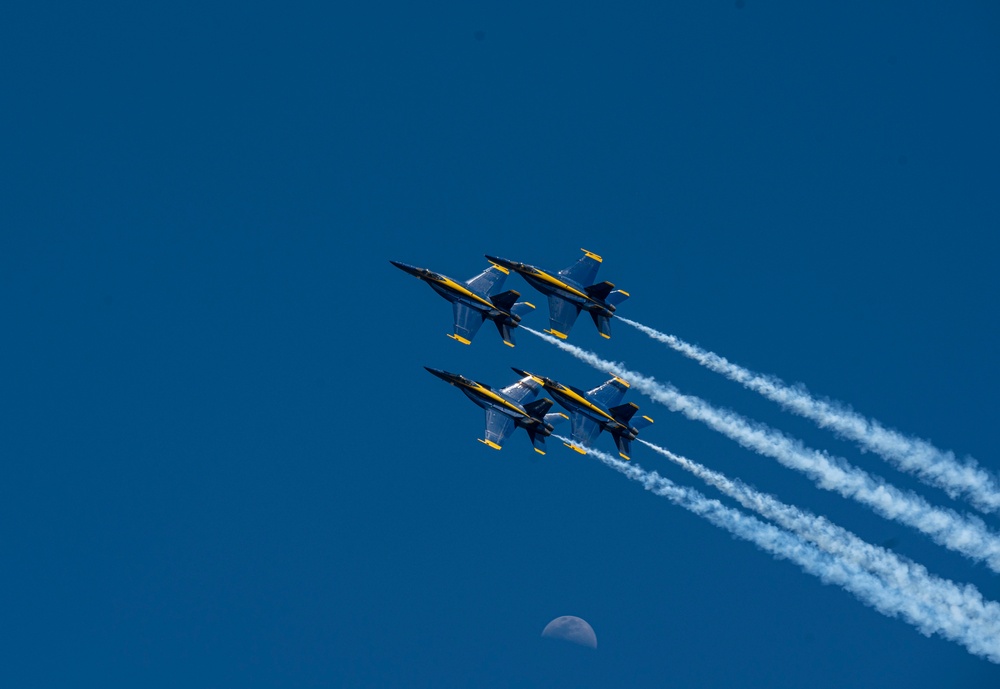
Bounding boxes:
[391,260,535,346]
[511,368,653,460]
[484,249,628,340]
[426,367,567,454]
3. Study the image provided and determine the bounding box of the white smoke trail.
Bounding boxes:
[526,328,1000,572]
[620,317,1000,515]
[636,438,1000,655]
[558,437,1000,663]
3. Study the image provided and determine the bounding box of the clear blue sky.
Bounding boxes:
[3,2,999,687]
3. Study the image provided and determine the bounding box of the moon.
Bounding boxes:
[541,615,597,649]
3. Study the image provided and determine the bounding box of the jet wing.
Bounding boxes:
[465,264,508,296]
[587,377,629,409]
[499,375,543,404]
[568,411,603,451]
[452,302,486,344]
[545,295,582,339]
[482,408,516,449]
[557,250,602,288]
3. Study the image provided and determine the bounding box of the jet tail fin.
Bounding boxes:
[609,402,640,424]
[490,289,520,312]
[523,398,554,419]
[610,403,653,431]
[585,281,615,301]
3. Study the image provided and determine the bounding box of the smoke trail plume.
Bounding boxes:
[620,317,1000,515]
[526,328,1000,572]
[636,438,1000,653]
[560,437,1000,663]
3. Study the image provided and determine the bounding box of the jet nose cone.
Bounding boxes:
[486,255,518,270]
[512,367,546,385]
[424,366,457,382]
[390,260,423,277]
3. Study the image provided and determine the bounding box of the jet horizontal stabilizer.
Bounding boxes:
[632,414,654,431]
[606,289,630,307]
[510,301,535,318]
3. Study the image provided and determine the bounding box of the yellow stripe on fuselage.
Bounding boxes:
[435,276,497,310]
[556,386,615,422]
[467,382,527,416]
[532,271,591,301]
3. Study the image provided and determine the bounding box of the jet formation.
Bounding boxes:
[393,250,653,459]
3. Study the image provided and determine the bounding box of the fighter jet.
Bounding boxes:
[425,367,567,454]
[484,249,628,340]
[391,260,535,346]
[511,368,653,460]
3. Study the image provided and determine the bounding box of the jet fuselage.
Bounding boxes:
[425,367,555,438]
[391,260,534,346]
[535,376,636,439]
[391,261,519,321]
[485,257,613,317]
